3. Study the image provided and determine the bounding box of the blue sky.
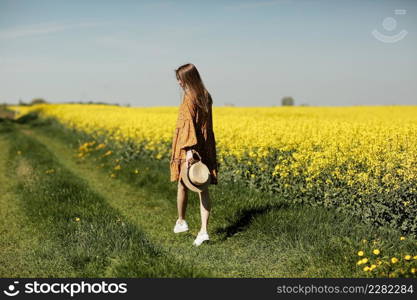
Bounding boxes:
[0,0,416,106]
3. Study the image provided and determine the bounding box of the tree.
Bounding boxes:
[31,98,48,105]
[19,99,29,106]
[281,96,294,106]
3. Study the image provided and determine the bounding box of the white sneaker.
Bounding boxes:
[173,219,189,233]
[193,232,209,246]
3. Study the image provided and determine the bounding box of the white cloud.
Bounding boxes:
[0,21,107,39]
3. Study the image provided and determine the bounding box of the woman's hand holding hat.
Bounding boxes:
[186,149,193,167]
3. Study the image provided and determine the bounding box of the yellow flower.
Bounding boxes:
[370,264,377,270]
[96,143,106,150]
[400,236,406,241]
[75,217,80,222]
[134,169,139,174]
[361,239,367,243]
[103,150,113,157]
[362,258,368,264]
[372,249,380,255]
[114,164,121,170]
[357,250,364,256]
[363,266,370,271]
[404,255,411,260]
[391,257,398,264]
[411,268,416,274]
[357,258,368,265]
[376,260,382,265]
[413,256,417,260]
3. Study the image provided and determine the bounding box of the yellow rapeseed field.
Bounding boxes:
[12,104,417,192]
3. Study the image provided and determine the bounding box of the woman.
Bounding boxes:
[169,63,218,246]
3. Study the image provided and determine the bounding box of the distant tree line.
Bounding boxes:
[14,98,121,106]
[61,100,121,106]
[281,97,309,106]
[8,96,311,107]
[222,97,309,107]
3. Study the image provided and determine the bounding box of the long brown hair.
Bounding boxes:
[175,63,211,115]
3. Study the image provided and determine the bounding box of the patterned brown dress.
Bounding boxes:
[169,90,218,185]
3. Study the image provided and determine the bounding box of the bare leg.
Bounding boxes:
[177,178,188,222]
[198,188,211,234]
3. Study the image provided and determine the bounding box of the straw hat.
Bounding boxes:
[180,150,211,193]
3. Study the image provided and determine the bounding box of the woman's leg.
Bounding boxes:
[198,188,211,234]
[177,178,188,222]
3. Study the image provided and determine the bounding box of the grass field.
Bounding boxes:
[0,114,416,278]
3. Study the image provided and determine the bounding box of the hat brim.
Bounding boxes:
[180,161,210,193]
